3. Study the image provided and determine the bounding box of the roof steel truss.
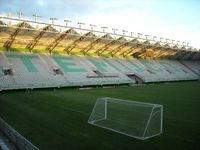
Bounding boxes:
[46,29,74,52]
[64,32,92,53]
[26,25,52,50]
[3,22,27,49]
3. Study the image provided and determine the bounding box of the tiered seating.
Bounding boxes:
[0,53,69,89]
[122,59,199,82]
[126,59,161,82]
[139,60,171,82]
[181,61,200,76]
[158,60,199,81]
[0,52,199,90]
[85,57,133,84]
[50,55,91,86]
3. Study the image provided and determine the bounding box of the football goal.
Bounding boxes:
[88,97,163,140]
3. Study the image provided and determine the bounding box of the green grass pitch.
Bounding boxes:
[0,81,200,150]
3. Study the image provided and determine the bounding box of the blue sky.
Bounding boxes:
[1,0,200,49]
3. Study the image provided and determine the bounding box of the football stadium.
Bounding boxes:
[0,1,200,150]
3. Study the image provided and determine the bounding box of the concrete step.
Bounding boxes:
[0,131,16,150]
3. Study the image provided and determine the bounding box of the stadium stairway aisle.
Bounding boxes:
[0,130,16,150]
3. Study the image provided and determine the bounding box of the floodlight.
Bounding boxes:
[137,33,142,38]
[64,20,71,27]
[112,28,118,34]
[18,11,24,19]
[145,34,149,40]
[171,39,175,44]
[7,12,12,25]
[153,36,157,41]
[131,32,134,37]
[77,22,85,29]
[90,24,96,31]
[101,26,108,32]
[32,14,42,22]
[165,38,169,43]
[50,18,58,25]
[7,12,12,17]
[122,30,127,36]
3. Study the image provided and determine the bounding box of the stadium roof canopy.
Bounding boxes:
[0,15,199,60]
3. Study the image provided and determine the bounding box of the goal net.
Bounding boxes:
[88,97,163,140]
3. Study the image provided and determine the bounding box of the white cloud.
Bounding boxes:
[37,0,45,6]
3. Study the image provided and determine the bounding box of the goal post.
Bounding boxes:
[88,97,163,140]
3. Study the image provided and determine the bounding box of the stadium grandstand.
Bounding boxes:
[0,14,200,91]
[0,5,200,149]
